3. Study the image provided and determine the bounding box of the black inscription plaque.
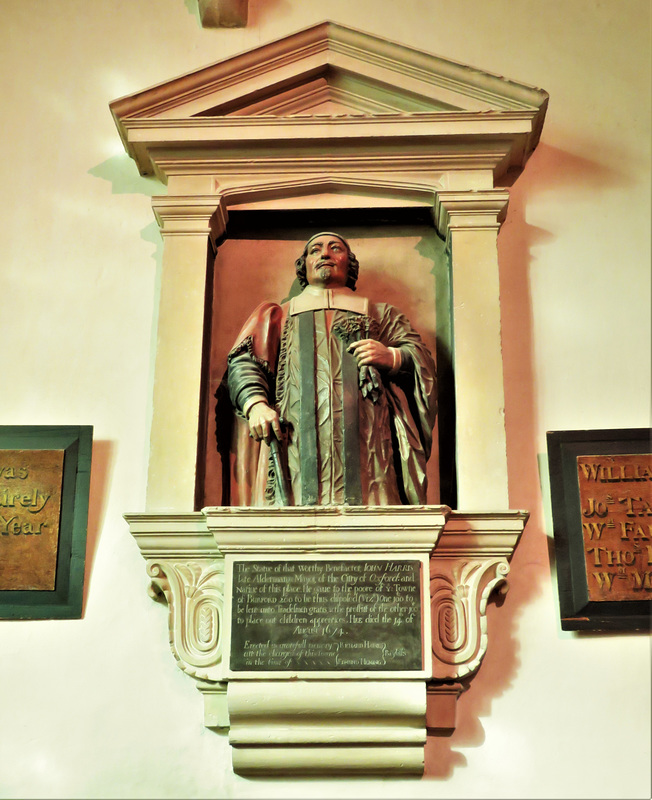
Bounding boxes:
[230,559,423,671]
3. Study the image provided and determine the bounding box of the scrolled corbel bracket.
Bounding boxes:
[125,513,228,726]
[429,510,528,681]
[146,558,225,682]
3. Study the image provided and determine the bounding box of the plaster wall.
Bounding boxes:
[0,1,649,798]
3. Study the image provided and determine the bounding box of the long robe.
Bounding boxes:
[226,286,437,506]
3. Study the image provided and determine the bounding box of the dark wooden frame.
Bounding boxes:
[547,427,652,631]
[0,426,93,619]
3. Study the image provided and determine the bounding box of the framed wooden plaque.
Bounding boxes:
[547,428,652,631]
[0,426,92,619]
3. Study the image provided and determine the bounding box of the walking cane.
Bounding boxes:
[269,436,291,507]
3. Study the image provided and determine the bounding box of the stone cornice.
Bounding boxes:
[204,505,451,554]
[436,510,528,558]
[121,109,538,129]
[124,511,214,558]
[156,151,501,179]
[121,111,537,180]
[148,182,515,242]
[124,507,526,560]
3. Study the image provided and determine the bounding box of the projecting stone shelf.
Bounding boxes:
[125,506,526,775]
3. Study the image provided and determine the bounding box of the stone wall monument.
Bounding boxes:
[115,21,546,776]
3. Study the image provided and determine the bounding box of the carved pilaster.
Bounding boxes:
[147,559,225,682]
[433,189,512,511]
[429,511,527,680]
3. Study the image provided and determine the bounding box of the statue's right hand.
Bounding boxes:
[247,402,282,444]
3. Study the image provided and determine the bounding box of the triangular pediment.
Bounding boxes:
[110,21,548,179]
[111,21,547,121]
[193,68,462,118]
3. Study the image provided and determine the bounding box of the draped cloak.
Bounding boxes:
[226,285,437,507]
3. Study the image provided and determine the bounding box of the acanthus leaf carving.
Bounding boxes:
[430,557,510,680]
[147,559,225,682]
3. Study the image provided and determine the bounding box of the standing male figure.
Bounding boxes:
[226,233,437,506]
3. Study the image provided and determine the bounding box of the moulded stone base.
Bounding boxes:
[232,745,424,776]
[228,679,426,775]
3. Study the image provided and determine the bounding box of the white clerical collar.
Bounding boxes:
[289,286,368,316]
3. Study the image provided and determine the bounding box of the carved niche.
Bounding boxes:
[110,20,548,514]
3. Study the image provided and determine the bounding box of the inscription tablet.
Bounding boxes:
[0,449,64,591]
[577,453,652,601]
[230,559,422,671]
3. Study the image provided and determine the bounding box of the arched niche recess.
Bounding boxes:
[114,21,546,776]
[200,181,452,511]
[111,20,548,513]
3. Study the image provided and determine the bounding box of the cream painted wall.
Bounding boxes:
[0,1,649,798]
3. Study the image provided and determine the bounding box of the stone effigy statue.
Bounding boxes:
[226,233,437,506]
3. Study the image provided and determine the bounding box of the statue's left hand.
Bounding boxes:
[348,339,394,370]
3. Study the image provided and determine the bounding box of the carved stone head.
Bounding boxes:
[295,232,360,290]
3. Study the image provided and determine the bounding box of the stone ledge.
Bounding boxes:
[124,506,526,774]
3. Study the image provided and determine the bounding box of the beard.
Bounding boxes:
[317,266,332,282]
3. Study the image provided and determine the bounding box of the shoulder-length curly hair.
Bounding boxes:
[294,233,359,291]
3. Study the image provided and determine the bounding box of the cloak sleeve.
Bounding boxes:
[227,302,285,417]
[374,303,438,504]
[225,302,286,506]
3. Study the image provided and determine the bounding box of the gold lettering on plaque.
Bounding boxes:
[0,450,64,591]
[577,453,652,601]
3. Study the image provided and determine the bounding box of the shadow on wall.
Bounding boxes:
[183,0,202,27]
[140,221,164,272]
[82,440,114,618]
[424,141,629,779]
[88,154,164,197]
[497,142,629,193]
[247,0,292,27]
[88,158,165,471]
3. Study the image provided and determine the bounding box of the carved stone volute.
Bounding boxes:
[430,512,526,681]
[147,559,225,682]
